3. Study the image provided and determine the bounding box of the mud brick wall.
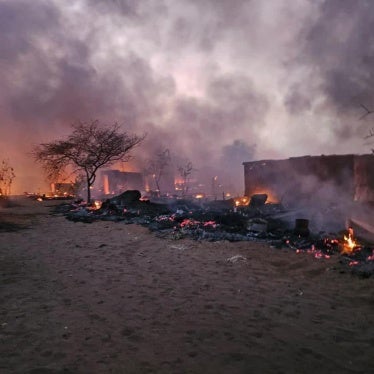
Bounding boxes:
[354,154,374,202]
[243,155,363,207]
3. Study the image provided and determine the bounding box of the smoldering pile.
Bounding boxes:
[54,190,374,277]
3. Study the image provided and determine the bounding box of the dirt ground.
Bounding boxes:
[0,197,373,374]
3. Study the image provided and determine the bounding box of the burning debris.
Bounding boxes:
[54,188,374,277]
[341,227,358,255]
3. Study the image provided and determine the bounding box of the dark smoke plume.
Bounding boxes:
[1,0,372,194]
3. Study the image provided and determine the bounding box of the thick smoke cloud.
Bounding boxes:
[286,0,374,136]
[0,0,372,194]
[304,0,374,110]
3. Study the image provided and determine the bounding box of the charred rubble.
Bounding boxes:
[53,189,374,278]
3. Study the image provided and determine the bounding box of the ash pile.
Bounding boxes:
[56,190,374,277]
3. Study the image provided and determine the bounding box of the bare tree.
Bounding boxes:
[177,160,194,196]
[364,128,374,139]
[359,103,374,120]
[145,148,171,196]
[0,159,16,196]
[33,120,145,203]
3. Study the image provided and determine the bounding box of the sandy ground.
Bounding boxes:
[0,197,373,374]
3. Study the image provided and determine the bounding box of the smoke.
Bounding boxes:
[217,140,256,194]
[243,154,374,231]
[0,0,373,194]
[285,0,374,135]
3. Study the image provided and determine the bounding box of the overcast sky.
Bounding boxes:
[1,0,373,194]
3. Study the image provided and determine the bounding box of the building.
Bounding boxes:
[101,170,144,195]
[51,182,75,196]
[243,154,374,207]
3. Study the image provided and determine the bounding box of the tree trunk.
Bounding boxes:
[86,174,91,204]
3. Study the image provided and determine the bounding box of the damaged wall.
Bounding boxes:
[101,170,144,195]
[243,154,374,208]
[354,155,374,203]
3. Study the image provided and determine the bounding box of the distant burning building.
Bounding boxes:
[101,170,144,195]
[51,182,75,196]
[243,154,374,207]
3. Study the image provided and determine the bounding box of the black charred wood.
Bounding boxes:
[294,218,310,237]
[110,189,141,205]
[249,194,268,207]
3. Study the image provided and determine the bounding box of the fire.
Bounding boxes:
[295,246,330,259]
[251,189,279,203]
[367,250,374,261]
[341,227,359,254]
[94,200,102,209]
[234,197,249,207]
[179,218,217,229]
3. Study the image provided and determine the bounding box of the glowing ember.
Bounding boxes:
[177,218,218,229]
[306,245,331,259]
[324,238,339,246]
[367,250,374,261]
[234,197,249,207]
[295,245,330,259]
[180,218,201,228]
[341,227,359,254]
[203,220,217,228]
[94,200,102,209]
[349,260,359,267]
[314,251,331,260]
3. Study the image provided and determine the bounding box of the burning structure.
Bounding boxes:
[50,182,75,197]
[101,170,144,195]
[57,154,374,276]
[242,154,374,239]
[243,154,374,207]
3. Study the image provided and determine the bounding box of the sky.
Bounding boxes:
[0,0,373,195]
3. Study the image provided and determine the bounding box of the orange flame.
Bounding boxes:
[234,197,249,207]
[250,189,279,204]
[341,227,358,254]
[94,200,102,209]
